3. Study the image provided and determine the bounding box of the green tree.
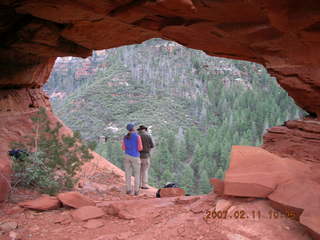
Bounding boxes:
[11,107,93,195]
[215,167,225,180]
[199,170,211,194]
[179,165,194,195]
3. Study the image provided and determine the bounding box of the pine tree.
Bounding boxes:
[11,107,93,195]
[179,165,194,195]
[215,167,225,180]
[199,170,211,194]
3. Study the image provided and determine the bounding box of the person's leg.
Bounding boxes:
[140,157,150,188]
[140,158,145,188]
[123,154,133,194]
[132,156,141,195]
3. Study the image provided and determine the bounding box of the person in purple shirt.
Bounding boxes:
[121,123,143,195]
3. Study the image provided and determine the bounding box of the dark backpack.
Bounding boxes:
[8,149,29,159]
[156,182,178,198]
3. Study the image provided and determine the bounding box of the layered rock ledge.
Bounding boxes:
[221,145,320,239]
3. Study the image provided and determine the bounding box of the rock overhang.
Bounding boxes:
[0,0,320,114]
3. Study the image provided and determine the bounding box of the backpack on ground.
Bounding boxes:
[156,182,178,198]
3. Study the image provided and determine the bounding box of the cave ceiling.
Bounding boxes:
[1,0,320,114]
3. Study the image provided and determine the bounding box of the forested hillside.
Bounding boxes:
[46,39,304,195]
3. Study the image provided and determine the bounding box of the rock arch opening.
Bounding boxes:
[45,38,304,196]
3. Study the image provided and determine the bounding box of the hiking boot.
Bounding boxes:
[126,190,132,195]
[134,191,139,196]
[141,186,149,189]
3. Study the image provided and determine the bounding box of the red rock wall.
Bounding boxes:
[263,119,320,165]
[0,0,319,115]
[0,86,126,201]
[222,145,320,239]
[1,1,320,210]
[0,88,52,201]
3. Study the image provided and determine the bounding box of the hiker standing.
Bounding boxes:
[122,123,143,195]
[137,125,154,189]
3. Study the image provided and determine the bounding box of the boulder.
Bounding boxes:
[263,120,320,164]
[83,219,104,229]
[57,191,95,208]
[174,196,200,205]
[215,199,233,212]
[159,188,185,198]
[105,203,121,216]
[300,208,320,240]
[0,222,18,232]
[105,203,135,220]
[268,178,320,220]
[5,206,24,215]
[19,195,61,211]
[223,146,312,198]
[0,160,11,202]
[71,206,105,221]
[118,210,136,220]
[9,231,19,240]
[210,178,224,195]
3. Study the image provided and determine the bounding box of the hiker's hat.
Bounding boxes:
[126,123,135,131]
[137,125,148,131]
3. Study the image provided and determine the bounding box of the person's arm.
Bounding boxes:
[121,140,126,151]
[137,136,143,151]
[149,136,154,149]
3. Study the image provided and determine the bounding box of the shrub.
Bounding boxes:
[10,107,93,195]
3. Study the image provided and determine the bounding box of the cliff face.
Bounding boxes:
[0,88,53,201]
[263,120,320,164]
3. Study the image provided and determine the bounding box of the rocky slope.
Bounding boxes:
[1,0,320,197]
[0,181,312,240]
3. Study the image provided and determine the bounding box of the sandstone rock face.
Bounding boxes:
[18,195,61,211]
[159,188,185,198]
[224,146,312,198]
[0,85,124,202]
[57,192,95,208]
[0,87,68,201]
[225,145,320,239]
[268,178,320,219]
[268,178,320,236]
[263,120,320,164]
[300,208,320,240]
[210,178,224,195]
[0,1,320,116]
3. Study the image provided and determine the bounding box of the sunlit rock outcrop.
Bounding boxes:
[223,145,320,238]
